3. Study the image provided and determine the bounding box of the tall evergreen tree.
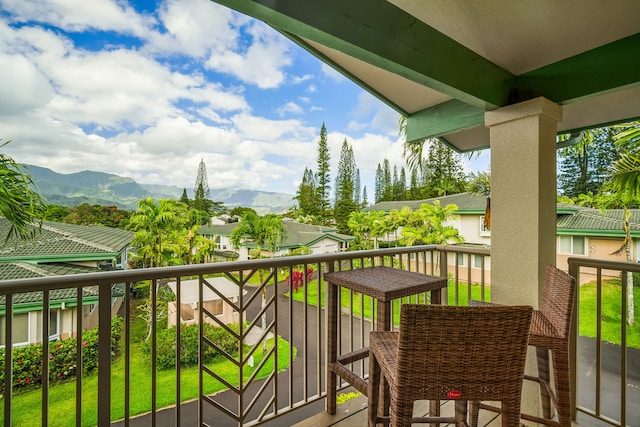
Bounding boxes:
[193,159,212,217]
[362,186,368,207]
[179,188,190,205]
[354,168,361,205]
[558,128,617,197]
[315,123,331,225]
[399,167,407,200]
[334,139,358,233]
[375,163,384,203]
[295,167,318,217]
[422,139,466,197]
[383,159,392,201]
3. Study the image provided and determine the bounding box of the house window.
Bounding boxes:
[473,255,484,269]
[479,216,491,236]
[49,310,60,341]
[456,253,466,267]
[559,236,586,255]
[0,313,30,347]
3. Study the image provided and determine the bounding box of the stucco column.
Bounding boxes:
[486,97,562,423]
[486,97,561,306]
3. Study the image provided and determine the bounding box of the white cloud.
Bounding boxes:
[0,0,154,36]
[275,101,303,116]
[291,74,313,84]
[204,19,292,89]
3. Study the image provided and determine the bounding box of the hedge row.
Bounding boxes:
[144,322,240,369]
[0,316,123,393]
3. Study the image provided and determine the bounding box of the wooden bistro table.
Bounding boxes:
[324,266,447,415]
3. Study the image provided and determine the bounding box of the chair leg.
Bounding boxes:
[535,346,552,419]
[368,355,381,427]
[454,401,468,427]
[390,394,414,427]
[469,401,480,427]
[553,347,572,427]
[501,399,521,427]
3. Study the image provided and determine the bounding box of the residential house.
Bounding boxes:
[198,219,355,260]
[365,193,639,284]
[0,218,133,346]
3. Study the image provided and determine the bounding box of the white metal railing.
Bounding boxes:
[0,245,490,426]
[568,257,640,427]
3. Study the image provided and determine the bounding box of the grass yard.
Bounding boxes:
[1,310,296,426]
[289,276,640,348]
[288,277,490,326]
[578,279,640,348]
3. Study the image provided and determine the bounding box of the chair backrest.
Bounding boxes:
[396,304,532,402]
[540,265,576,339]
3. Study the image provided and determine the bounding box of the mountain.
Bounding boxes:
[25,165,295,213]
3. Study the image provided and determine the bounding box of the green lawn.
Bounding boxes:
[288,278,490,326]
[289,277,640,348]
[578,279,640,348]
[2,319,296,426]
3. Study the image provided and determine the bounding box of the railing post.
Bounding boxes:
[567,259,579,421]
[98,284,112,426]
[4,297,12,427]
[439,247,448,306]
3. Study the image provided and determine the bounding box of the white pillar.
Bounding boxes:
[486,97,561,307]
[486,97,562,423]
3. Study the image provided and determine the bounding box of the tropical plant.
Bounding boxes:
[0,140,46,243]
[400,201,463,246]
[230,211,287,352]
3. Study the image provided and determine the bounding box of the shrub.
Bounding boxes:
[144,323,240,370]
[0,316,123,393]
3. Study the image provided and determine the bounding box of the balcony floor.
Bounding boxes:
[293,395,505,427]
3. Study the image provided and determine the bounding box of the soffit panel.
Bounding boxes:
[306,39,452,114]
[390,0,640,75]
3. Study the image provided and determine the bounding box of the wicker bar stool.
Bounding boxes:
[367,304,532,427]
[469,265,576,427]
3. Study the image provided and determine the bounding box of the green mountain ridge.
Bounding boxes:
[25,164,295,213]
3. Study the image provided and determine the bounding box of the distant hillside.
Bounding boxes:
[25,164,295,213]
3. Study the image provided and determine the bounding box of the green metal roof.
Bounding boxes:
[364,193,488,213]
[0,218,133,261]
[556,209,640,238]
[199,220,354,249]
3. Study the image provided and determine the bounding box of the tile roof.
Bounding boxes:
[556,209,640,235]
[0,262,99,281]
[364,193,488,212]
[199,220,354,249]
[0,218,133,260]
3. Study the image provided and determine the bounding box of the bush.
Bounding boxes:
[144,323,240,370]
[0,316,123,394]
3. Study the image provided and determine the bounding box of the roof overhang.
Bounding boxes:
[211,0,640,151]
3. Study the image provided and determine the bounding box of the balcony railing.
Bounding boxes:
[2,246,636,427]
[568,257,640,427]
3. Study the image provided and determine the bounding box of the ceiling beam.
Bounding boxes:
[518,33,640,104]
[406,100,485,141]
[211,0,515,109]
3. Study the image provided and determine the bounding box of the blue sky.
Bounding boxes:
[0,0,489,197]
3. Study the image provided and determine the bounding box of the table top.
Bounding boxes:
[323,266,447,302]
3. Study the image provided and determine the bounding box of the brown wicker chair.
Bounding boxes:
[367,304,533,427]
[469,265,576,427]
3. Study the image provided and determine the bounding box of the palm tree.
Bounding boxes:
[129,198,187,340]
[1,140,46,243]
[230,212,287,352]
[609,123,640,327]
[129,198,187,268]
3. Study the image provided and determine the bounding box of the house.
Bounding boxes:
[198,219,355,261]
[166,277,246,328]
[0,218,133,346]
[365,193,640,283]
